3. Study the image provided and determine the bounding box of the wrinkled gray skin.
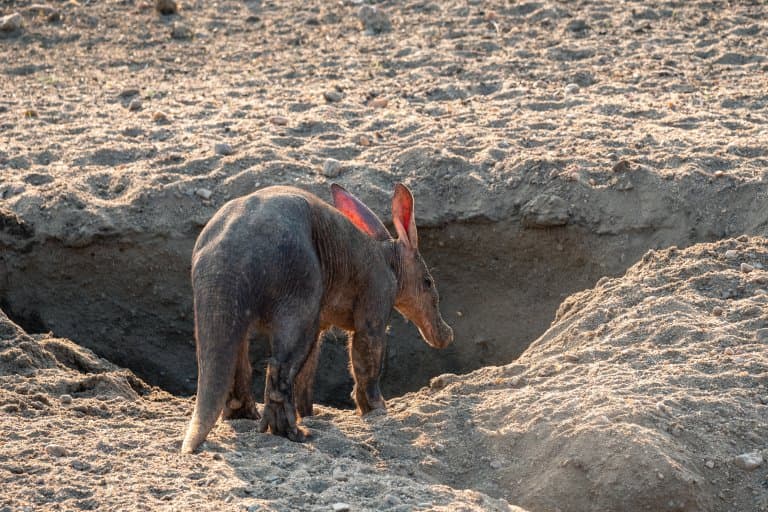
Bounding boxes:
[181,183,453,453]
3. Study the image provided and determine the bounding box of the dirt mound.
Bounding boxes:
[2,238,766,511]
[0,307,521,511]
[385,237,767,512]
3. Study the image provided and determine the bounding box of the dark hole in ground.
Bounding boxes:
[0,220,671,407]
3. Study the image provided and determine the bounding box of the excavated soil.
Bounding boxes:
[1,0,768,510]
[2,238,767,511]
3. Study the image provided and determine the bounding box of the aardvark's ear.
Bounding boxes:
[331,184,391,241]
[392,183,418,250]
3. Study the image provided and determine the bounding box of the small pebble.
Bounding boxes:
[740,262,754,273]
[714,170,725,178]
[756,328,768,343]
[119,88,140,99]
[332,467,347,481]
[705,460,715,469]
[369,97,388,108]
[490,460,502,469]
[564,83,580,95]
[733,452,763,471]
[171,22,192,40]
[612,160,631,173]
[71,460,91,471]
[358,134,372,146]
[383,494,401,506]
[357,5,392,33]
[323,91,343,103]
[155,0,178,15]
[28,4,61,22]
[724,250,738,260]
[45,444,68,458]
[331,504,350,512]
[712,306,724,316]
[152,111,169,123]
[321,158,343,178]
[214,143,234,156]
[196,188,213,200]
[128,99,142,112]
[269,115,289,126]
[60,394,73,404]
[0,13,23,33]
[737,234,749,242]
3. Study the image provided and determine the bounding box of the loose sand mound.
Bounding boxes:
[2,238,766,511]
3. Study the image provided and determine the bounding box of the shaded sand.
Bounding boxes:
[2,238,767,511]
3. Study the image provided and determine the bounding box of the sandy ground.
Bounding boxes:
[1,0,768,510]
[2,238,767,511]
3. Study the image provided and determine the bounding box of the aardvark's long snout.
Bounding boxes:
[420,317,454,349]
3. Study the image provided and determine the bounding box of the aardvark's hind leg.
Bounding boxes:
[224,336,261,420]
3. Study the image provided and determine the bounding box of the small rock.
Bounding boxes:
[740,262,754,273]
[521,194,570,228]
[429,373,457,390]
[323,90,344,103]
[369,97,388,108]
[118,88,140,99]
[733,452,763,471]
[321,158,343,178]
[214,143,234,156]
[490,460,502,469]
[26,4,61,22]
[71,460,91,471]
[45,444,68,458]
[128,99,142,112]
[331,504,350,512]
[171,21,192,40]
[195,188,213,200]
[383,494,401,506]
[705,460,715,469]
[152,111,169,123]
[357,5,391,34]
[712,306,724,317]
[714,170,725,178]
[60,394,73,404]
[564,83,580,95]
[155,0,178,15]
[737,234,749,242]
[332,467,347,481]
[724,249,738,260]
[358,134,372,146]
[565,19,589,32]
[0,13,22,33]
[612,160,631,173]
[756,328,768,343]
[269,115,289,126]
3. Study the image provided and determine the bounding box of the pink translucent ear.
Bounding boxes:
[392,183,418,250]
[331,184,391,241]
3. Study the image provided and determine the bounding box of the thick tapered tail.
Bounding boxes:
[181,293,246,454]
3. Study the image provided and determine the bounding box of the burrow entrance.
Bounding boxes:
[0,220,690,407]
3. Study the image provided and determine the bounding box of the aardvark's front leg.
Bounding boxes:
[349,327,387,415]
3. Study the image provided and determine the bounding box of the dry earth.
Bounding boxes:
[2,0,768,401]
[1,0,768,510]
[2,237,767,511]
